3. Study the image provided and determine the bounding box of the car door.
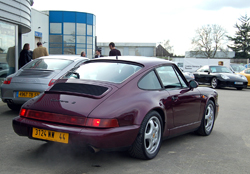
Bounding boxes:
[155,65,201,130]
[195,66,210,83]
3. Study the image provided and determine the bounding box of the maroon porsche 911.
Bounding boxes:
[13,56,219,159]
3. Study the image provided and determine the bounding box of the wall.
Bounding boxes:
[0,0,32,34]
[22,8,49,51]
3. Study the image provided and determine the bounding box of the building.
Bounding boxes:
[0,4,97,80]
[47,11,96,58]
[23,10,96,59]
[97,42,156,57]
[22,8,49,51]
[156,44,173,57]
[0,0,34,74]
[185,51,235,58]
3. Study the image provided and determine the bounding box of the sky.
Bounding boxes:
[32,0,250,55]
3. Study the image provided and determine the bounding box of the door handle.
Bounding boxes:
[172,96,178,101]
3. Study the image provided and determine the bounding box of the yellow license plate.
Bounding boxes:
[32,127,69,144]
[18,91,40,98]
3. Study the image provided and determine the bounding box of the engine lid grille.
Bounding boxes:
[50,83,109,96]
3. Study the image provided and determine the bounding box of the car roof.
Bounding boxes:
[86,56,174,68]
[38,55,89,61]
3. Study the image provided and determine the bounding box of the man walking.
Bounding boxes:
[109,42,121,56]
[32,42,49,59]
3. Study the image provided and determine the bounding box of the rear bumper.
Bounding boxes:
[12,116,140,150]
[1,84,47,105]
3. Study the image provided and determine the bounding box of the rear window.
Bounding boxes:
[65,62,142,83]
[24,59,73,70]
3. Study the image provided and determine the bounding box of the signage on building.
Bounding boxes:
[35,31,42,38]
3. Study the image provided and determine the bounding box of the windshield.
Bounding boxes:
[24,59,73,70]
[65,62,142,83]
[210,66,232,73]
[230,64,246,72]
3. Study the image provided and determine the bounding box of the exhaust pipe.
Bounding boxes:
[6,99,13,104]
[87,145,100,153]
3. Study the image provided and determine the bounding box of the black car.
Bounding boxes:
[193,65,248,90]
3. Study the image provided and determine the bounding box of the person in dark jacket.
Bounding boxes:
[18,43,33,69]
[94,48,104,58]
[109,42,121,56]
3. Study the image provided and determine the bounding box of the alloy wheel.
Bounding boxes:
[144,116,161,155]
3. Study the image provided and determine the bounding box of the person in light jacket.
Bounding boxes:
[32,42,49,59]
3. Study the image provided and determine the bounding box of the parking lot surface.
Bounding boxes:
[0,87,250,174]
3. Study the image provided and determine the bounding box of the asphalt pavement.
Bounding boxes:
[0,87,250,174]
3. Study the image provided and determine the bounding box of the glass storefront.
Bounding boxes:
[49,11,96,58]
[0,21,17,79]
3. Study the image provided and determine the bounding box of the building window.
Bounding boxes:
[87,36,92,45]
[64,23,75,35]
[87,25,92,35]
[49,35,62,43]
[0,21,16,77]
[77,23,86,35]
[50,23,62,34]
[77,36,86,43]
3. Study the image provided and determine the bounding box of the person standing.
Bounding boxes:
[109,42,121,56]
[18,43,32,69]
[32,42,49,59]
[6,45,15,75]
[94,49,103,58]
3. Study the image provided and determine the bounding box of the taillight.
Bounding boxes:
[86,118,119,128]
[20,109,119,128]
[20,108,27,117]
[48,79,57,86]
[3,77,12,84]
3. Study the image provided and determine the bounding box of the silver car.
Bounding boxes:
[1,55,88,110]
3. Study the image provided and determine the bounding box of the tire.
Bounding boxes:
[7,103,22,111]
[129,111,162,160]
[236,87,243,90]
[196,100,215,136]
[211,77,218,89]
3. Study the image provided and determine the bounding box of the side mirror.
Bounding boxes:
[189,80,198,89]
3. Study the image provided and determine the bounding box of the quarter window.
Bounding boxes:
[138,71,162,90]
[156,65,187,89]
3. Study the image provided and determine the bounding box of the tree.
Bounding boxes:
[191,24,227,58]
[227,14,250,58]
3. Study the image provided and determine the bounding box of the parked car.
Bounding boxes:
[13,56,219,160]
[230,63,246,73]
[244,63,250,68]
[237,68,250,86]
[193,65,248,90]
[179,67,195,81]
[1,55,88,110]
[0,62,9,77]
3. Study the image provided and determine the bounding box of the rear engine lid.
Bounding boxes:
[12,69,58,84]
[23,81,118,117]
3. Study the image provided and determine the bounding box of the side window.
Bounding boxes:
[174,68,188,88]
[197,66,209,72]
[156,65,186,89]
[245,69,250,74]
[138,71,162,90]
